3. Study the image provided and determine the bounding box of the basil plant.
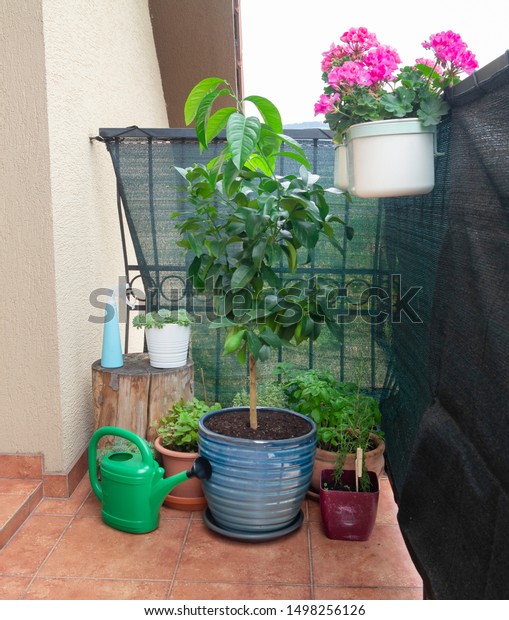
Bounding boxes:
[174,78,353,429]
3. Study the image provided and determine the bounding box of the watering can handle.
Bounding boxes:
[88,426,154,501]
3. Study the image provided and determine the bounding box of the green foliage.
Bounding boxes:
[323,60,462,140]
[155,398,221,452]
[324,65,452,138]
[132,309,193,329]
[283,368,383,474]
[175,77,353,366]
[232,382,288,409]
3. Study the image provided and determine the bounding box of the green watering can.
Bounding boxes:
[89,426,212,534]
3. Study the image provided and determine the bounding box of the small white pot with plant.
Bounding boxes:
[133,309,193,369]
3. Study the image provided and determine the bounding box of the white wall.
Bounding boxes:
[0,0,168,472]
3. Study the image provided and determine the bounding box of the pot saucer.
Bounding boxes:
[202,508,304,542]
[163,495,208,511]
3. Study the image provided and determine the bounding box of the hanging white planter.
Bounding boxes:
[334,118,436,198]
[145,324,190,368]
[333,144,349,192]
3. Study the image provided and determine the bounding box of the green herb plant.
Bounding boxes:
[174,77,353,430]
[133,308,193,329]
[283,368,383,490]
[156,398,221,453]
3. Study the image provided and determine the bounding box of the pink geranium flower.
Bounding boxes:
[364,45,401,83]
[414,57,443,75]
[422,30,478,74]
[314,93,341,116]
[340,26,379,52]
[328,61,373,89]
[321,43,350,73]
[315,26,478,139]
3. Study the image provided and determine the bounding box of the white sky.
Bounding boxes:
[240,0,508,124]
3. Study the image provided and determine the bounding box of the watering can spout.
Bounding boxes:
[152,456,212,511]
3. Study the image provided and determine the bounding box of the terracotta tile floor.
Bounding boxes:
[0,475,422,600]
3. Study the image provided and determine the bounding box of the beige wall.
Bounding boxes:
[0,0,62,464]
[0,0,167,472]
[149,0,241,127]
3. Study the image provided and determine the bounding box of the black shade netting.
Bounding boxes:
[105,133,394,407]
[393,54,509,599]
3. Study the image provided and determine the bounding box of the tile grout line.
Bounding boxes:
[307,518,315,600]
[8,574,314,587]
[164,511,194,599]
[162,578,313,586]
[17,487,93,599]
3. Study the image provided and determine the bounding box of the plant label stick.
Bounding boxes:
[355,447,363,492]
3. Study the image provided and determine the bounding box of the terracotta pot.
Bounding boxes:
[310,434,385,494]
[154,437,207,511]
[320,469,379,541]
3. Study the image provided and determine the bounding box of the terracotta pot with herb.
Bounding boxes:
[154,398,220,511]
[283,368,385,496]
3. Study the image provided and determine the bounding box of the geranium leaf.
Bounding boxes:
[417,96,450,126]
[380,88,415,117]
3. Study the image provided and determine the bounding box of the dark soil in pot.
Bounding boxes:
[322,478,361,492]
[204,408,312,440]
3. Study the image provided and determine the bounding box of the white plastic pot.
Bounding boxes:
[333,144,349,191]
[335,118,436,198]
[145,324,190,368]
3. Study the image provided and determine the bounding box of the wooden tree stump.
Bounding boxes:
[92,353,194,443]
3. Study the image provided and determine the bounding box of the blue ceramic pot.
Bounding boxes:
[198,407,316,537]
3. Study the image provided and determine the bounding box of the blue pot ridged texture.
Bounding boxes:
[198,407,316,533]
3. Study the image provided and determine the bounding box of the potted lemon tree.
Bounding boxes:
[173,77,353,540]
